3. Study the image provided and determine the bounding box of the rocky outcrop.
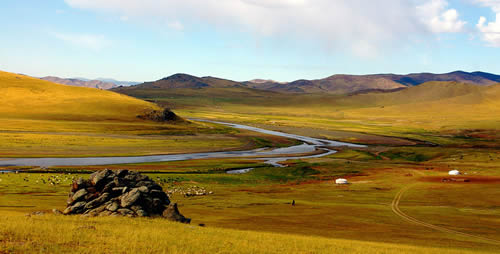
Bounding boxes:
[137,108,182,122]
[64,169,190,223]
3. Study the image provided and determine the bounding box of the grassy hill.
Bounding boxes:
[340,82,500,121]
[0,71,157,121]
[0,70,289,157]
[336,81,488,107]
[117,79,499,145]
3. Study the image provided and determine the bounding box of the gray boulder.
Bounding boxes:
[90,169,112,187]
[72,189,88,202]
[106,201,119,212]
[121,188,141,207]
[84,193,110,210]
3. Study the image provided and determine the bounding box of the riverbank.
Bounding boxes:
[0,120,363,168]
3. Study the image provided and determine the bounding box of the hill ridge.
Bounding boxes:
[115,70,500,95]
[0,70,159,121]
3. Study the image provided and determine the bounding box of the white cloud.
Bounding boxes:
[241,0,307,8]
[351,40,379,58]
[167,20,184,31]
[53,33,111,50]
[64,0,466,56]
[417,0,466,33]
[475,0,500,46]
[477,15,500,46]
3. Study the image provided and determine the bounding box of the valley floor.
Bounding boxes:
[1,140,499,253]
[0,118,294,157]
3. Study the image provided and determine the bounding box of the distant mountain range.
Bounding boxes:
[245,71,500,94]
[116,71,500,95]
[41,76,118,89]
[94,78,141,87]
[40,77,141,89]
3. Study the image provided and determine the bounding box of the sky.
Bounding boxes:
[1,0,500,82]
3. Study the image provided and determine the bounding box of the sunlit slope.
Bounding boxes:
[0,212,493,254]
[337,82,487,107]
[0,71,160,121]
[343,82,500,129]
[155,81,499,144]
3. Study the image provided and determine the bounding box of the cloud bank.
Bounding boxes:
[65,0,467,55]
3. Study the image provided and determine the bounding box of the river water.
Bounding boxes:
[0,120,365,167]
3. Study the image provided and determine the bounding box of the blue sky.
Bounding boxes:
[1,0,500,82]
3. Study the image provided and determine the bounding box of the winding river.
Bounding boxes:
[0,120,365,168]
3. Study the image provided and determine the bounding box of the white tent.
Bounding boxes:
[335,178,349,184]
[448,170,460,176]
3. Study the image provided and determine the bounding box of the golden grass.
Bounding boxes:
[0,211,491,254]
[0,71,159,121]
[165,83,500,145]
[0,131,243,157]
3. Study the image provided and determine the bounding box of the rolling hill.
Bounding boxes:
[40,76,118,89]
[1,71,159,121]
[0,70,275,157]
[114,71,500,96]
[246,71,500,94]
[124,77,498,145]
[127,73,241,90]
[379,71,500,86]
[337,81,489,107]
[254,75,406,94]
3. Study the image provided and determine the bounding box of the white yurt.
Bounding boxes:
[448,170,460,176]
[335,178,349,185]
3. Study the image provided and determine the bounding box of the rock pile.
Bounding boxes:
[64,169,190,223]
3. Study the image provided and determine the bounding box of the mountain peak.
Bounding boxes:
[162,73,198,80]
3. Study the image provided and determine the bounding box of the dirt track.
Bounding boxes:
[391,184,500,245]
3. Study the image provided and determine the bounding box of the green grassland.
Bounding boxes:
[0,71,293,157]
